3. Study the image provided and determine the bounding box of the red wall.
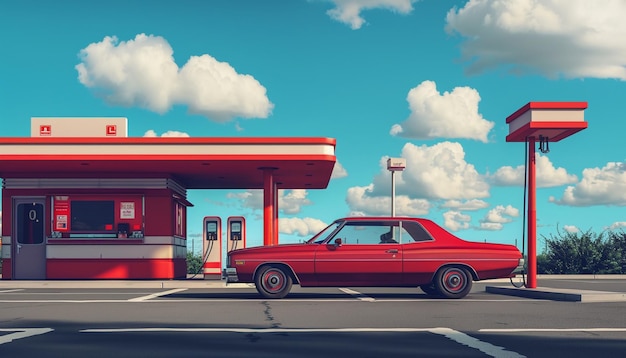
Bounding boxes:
[144,195,175,236]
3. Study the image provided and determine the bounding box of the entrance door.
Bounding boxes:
[13,198,46,279]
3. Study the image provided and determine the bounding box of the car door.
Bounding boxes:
[314,220,403,286]
[400,219,440,285]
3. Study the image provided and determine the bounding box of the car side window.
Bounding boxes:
[334,221,400,245]
[401,220,434,242]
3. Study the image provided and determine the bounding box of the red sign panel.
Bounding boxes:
[53,196,70,231]
[106,125,117,136]
[40,125,52,136]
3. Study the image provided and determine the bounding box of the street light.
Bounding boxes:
[387,157,406,217]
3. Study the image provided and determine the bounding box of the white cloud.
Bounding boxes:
[478,204,519,231]
[390,81,494,142]
[391,142,490,200]
[346,184,430,216]
[280,190,313,214]
[227,189,312,214]
[440,199,489,211]
[76,34,273,122]
[490,154,578,187]
[331,161,348,179]
[143,129,190,137]
[443,210,471,231]
[550,162,626,206]
[279,217,328,237]
[347,142,489,216]
[563,225,579,233]
[446,0,626,80]
[608,222,626,231]
[325,0,416,30]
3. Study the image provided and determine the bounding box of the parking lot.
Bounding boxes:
[1,277,625,357]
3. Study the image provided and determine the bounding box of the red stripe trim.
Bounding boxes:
[48,239,144,245]
[46,258,186,279]
[0,154,337,161]
[0,137,337,146]
[506,121,588,142]
[203,262,222,268]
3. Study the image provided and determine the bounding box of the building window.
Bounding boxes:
[70,200,115,232]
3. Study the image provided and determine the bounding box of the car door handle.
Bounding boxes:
[386,249,398,254]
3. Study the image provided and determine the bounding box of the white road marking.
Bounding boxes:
[0,328,53,345]
[0,289,24,293]
[80,327,525,358]
[0,298,533,303]
[127,288,187,302]
[0,300,144,303]
[431,327,526,358]
[480,328,626,333]
[81,327,437,333]
[0,292,156,295]
[338,288,375,301]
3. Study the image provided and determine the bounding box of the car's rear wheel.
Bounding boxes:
[434,266,472,299]
[255,265,293,299]
[419,283,439,296]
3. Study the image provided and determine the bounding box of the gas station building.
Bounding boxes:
[0,118,336,280]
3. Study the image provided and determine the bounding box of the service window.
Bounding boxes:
[175,201,185,237]
[71,200,115,232]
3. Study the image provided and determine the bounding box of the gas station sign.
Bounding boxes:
[31,117,128,137]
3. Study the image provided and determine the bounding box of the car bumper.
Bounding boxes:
[513,258,525,274]
[223,267,239,283]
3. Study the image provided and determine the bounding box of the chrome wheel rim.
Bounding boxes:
[262,269,286,292]
[442,268,466,293]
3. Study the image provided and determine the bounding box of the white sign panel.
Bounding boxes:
[120,202,135,219]
[31,117,128,137]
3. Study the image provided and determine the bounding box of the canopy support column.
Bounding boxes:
[273,181,279,246]
[262,168,277,246]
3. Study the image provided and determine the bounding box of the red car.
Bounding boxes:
[224,217,523,299]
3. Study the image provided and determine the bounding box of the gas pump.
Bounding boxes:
[202,216,222,280]
[227,216,246,253]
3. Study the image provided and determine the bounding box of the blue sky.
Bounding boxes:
[1,0,625,254]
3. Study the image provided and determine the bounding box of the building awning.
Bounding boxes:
[0,137,337,190]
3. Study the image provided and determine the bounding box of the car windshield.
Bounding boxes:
[306,220,344,244]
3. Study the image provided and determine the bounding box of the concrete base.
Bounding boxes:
[486,285,626,302]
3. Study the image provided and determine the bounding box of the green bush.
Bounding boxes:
[186,251,203,275]
[538,229,626,274]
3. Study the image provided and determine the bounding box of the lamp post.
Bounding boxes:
[387,158,406,217]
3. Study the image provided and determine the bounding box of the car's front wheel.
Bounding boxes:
[255,265,293,299]
[433,266,472,299]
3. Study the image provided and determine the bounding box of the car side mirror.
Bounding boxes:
[334,238,342,247]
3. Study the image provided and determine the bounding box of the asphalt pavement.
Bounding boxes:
[1,274,625,302]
